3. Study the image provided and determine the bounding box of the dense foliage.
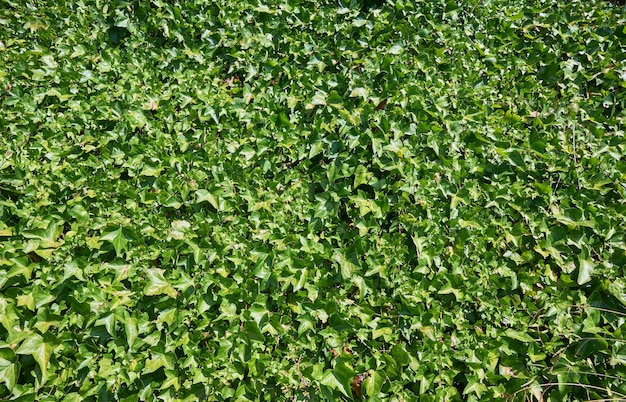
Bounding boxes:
[1,0,625,400]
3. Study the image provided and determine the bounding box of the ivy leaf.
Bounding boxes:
[16,334,53,378]
[21,220,63,249]
[349,87,368,99]
[0,350,18,392]
[126,109,147,130]
[0,222,13,236]
[95,314,116,337]
[505,329,535,343]
[195,189,219,210]
[327,90,344,108]
[3,0,626,399]
[364,371,385,397]
[353,165,369,189]
[391,344,411,367]
[577,259,595,285]
[144,269,178,298]
[124,314,138,351]
[463,377,487,398]
[321,369,352,398]
[333,253,360,279]
[100,227,131,256]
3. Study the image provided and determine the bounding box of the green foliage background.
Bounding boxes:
[1,0,625,400]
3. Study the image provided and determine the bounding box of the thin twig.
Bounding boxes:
[577,305,626,317]
[512,382,626,400]
[585,399,626,402]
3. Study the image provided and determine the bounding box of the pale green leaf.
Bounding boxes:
[100,227,129,256]
[320,370,351,398]
[195,189,219,210]
[577,259,595,285]
[144,269,178,298]
[353,165,369,189]
[16,334,53,377]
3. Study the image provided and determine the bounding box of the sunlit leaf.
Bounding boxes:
[144,269,178,298]
[16,334,53,377]
[577,259,595,285]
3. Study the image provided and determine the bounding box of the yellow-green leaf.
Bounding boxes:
[16,334,53,377]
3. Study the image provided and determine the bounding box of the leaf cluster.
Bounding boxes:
[1,0,625,400]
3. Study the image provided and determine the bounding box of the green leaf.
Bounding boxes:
[127,109,147,130]
[333,253,360,279]
[577,259,595,285]
[0,223,13,236]
[195,189,219,210]
[144,352,175,374]
[16,334,53,377]
[353,165,369,189]
[504,329,535,343]
[310,91,327,106]
[534,181,552,196]
[3,1,626,399]
[157,308,178,327]
[349,87,368,99]
[327,91,344,108]
[321,369,352,398]
[373,326,393,340]
[100,227,130,256]
[144,269,178,298]
[95,313,117,336]
[0,351,18,392]
[21,220,62,248]
[391,344,411,367]
[364,263,387,277]
[124,314,138,350]
[463,377,487,397]
[364,371,385,397]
